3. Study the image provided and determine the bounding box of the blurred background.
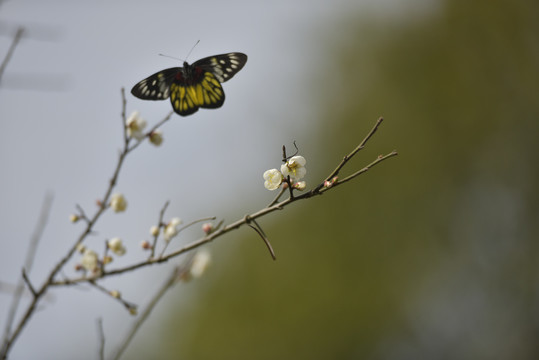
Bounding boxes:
[1,0,538,359]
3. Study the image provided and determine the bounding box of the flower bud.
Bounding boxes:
[110,193,127,213]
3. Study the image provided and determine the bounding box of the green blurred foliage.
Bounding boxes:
[134,0,539,358]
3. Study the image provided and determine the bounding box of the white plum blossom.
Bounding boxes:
[110,193,127,213]
[187,251,211,280]
[81,248,99,272]
[280,155,307,180]
[126,111,147,140]
[263,169,283,191]
[107,237,126,256]
[164,217,183,242]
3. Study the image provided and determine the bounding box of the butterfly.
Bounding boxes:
[131,52,247,116]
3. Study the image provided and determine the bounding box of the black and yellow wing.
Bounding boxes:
[169,71,225,116]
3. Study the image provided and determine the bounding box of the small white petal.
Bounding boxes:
[110,193,127,212]
[126,111,147,140]
[189,251,211,279]
[81,249,98,271]
[108,237,126,256]
[263,169,283,190]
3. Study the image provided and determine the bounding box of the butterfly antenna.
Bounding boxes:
[158,53,183,61]
[184,40,200,62]
[158,40,200,63]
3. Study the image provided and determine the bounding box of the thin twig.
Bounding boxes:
[96,318,105,360]
[110,255,195,360]
[213,219,224,232]
[75,204,90,223]
[0,27,24,85]
[23,192,54,277]
[159,216,217,257]
[150,201,170,259]
[267,186,286,207]
[316,117,384,192]
[281,146,295,199]
[328,151,398,188]
[1,193,52,350]
[20,270,36,297]
[120,88,128,144]
[87,281,137,312]
[247,220,276,260]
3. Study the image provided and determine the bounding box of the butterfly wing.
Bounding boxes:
[169,71,225,116]
[131,67,181,100]
[193,53,248,83]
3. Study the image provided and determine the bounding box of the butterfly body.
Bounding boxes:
[131,53,247,116]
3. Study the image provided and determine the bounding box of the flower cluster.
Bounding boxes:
[76,237,127,274]
[125,111,163,146]
[73,194,130,273]
[263,155,307,191]
[164,217,183,242]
